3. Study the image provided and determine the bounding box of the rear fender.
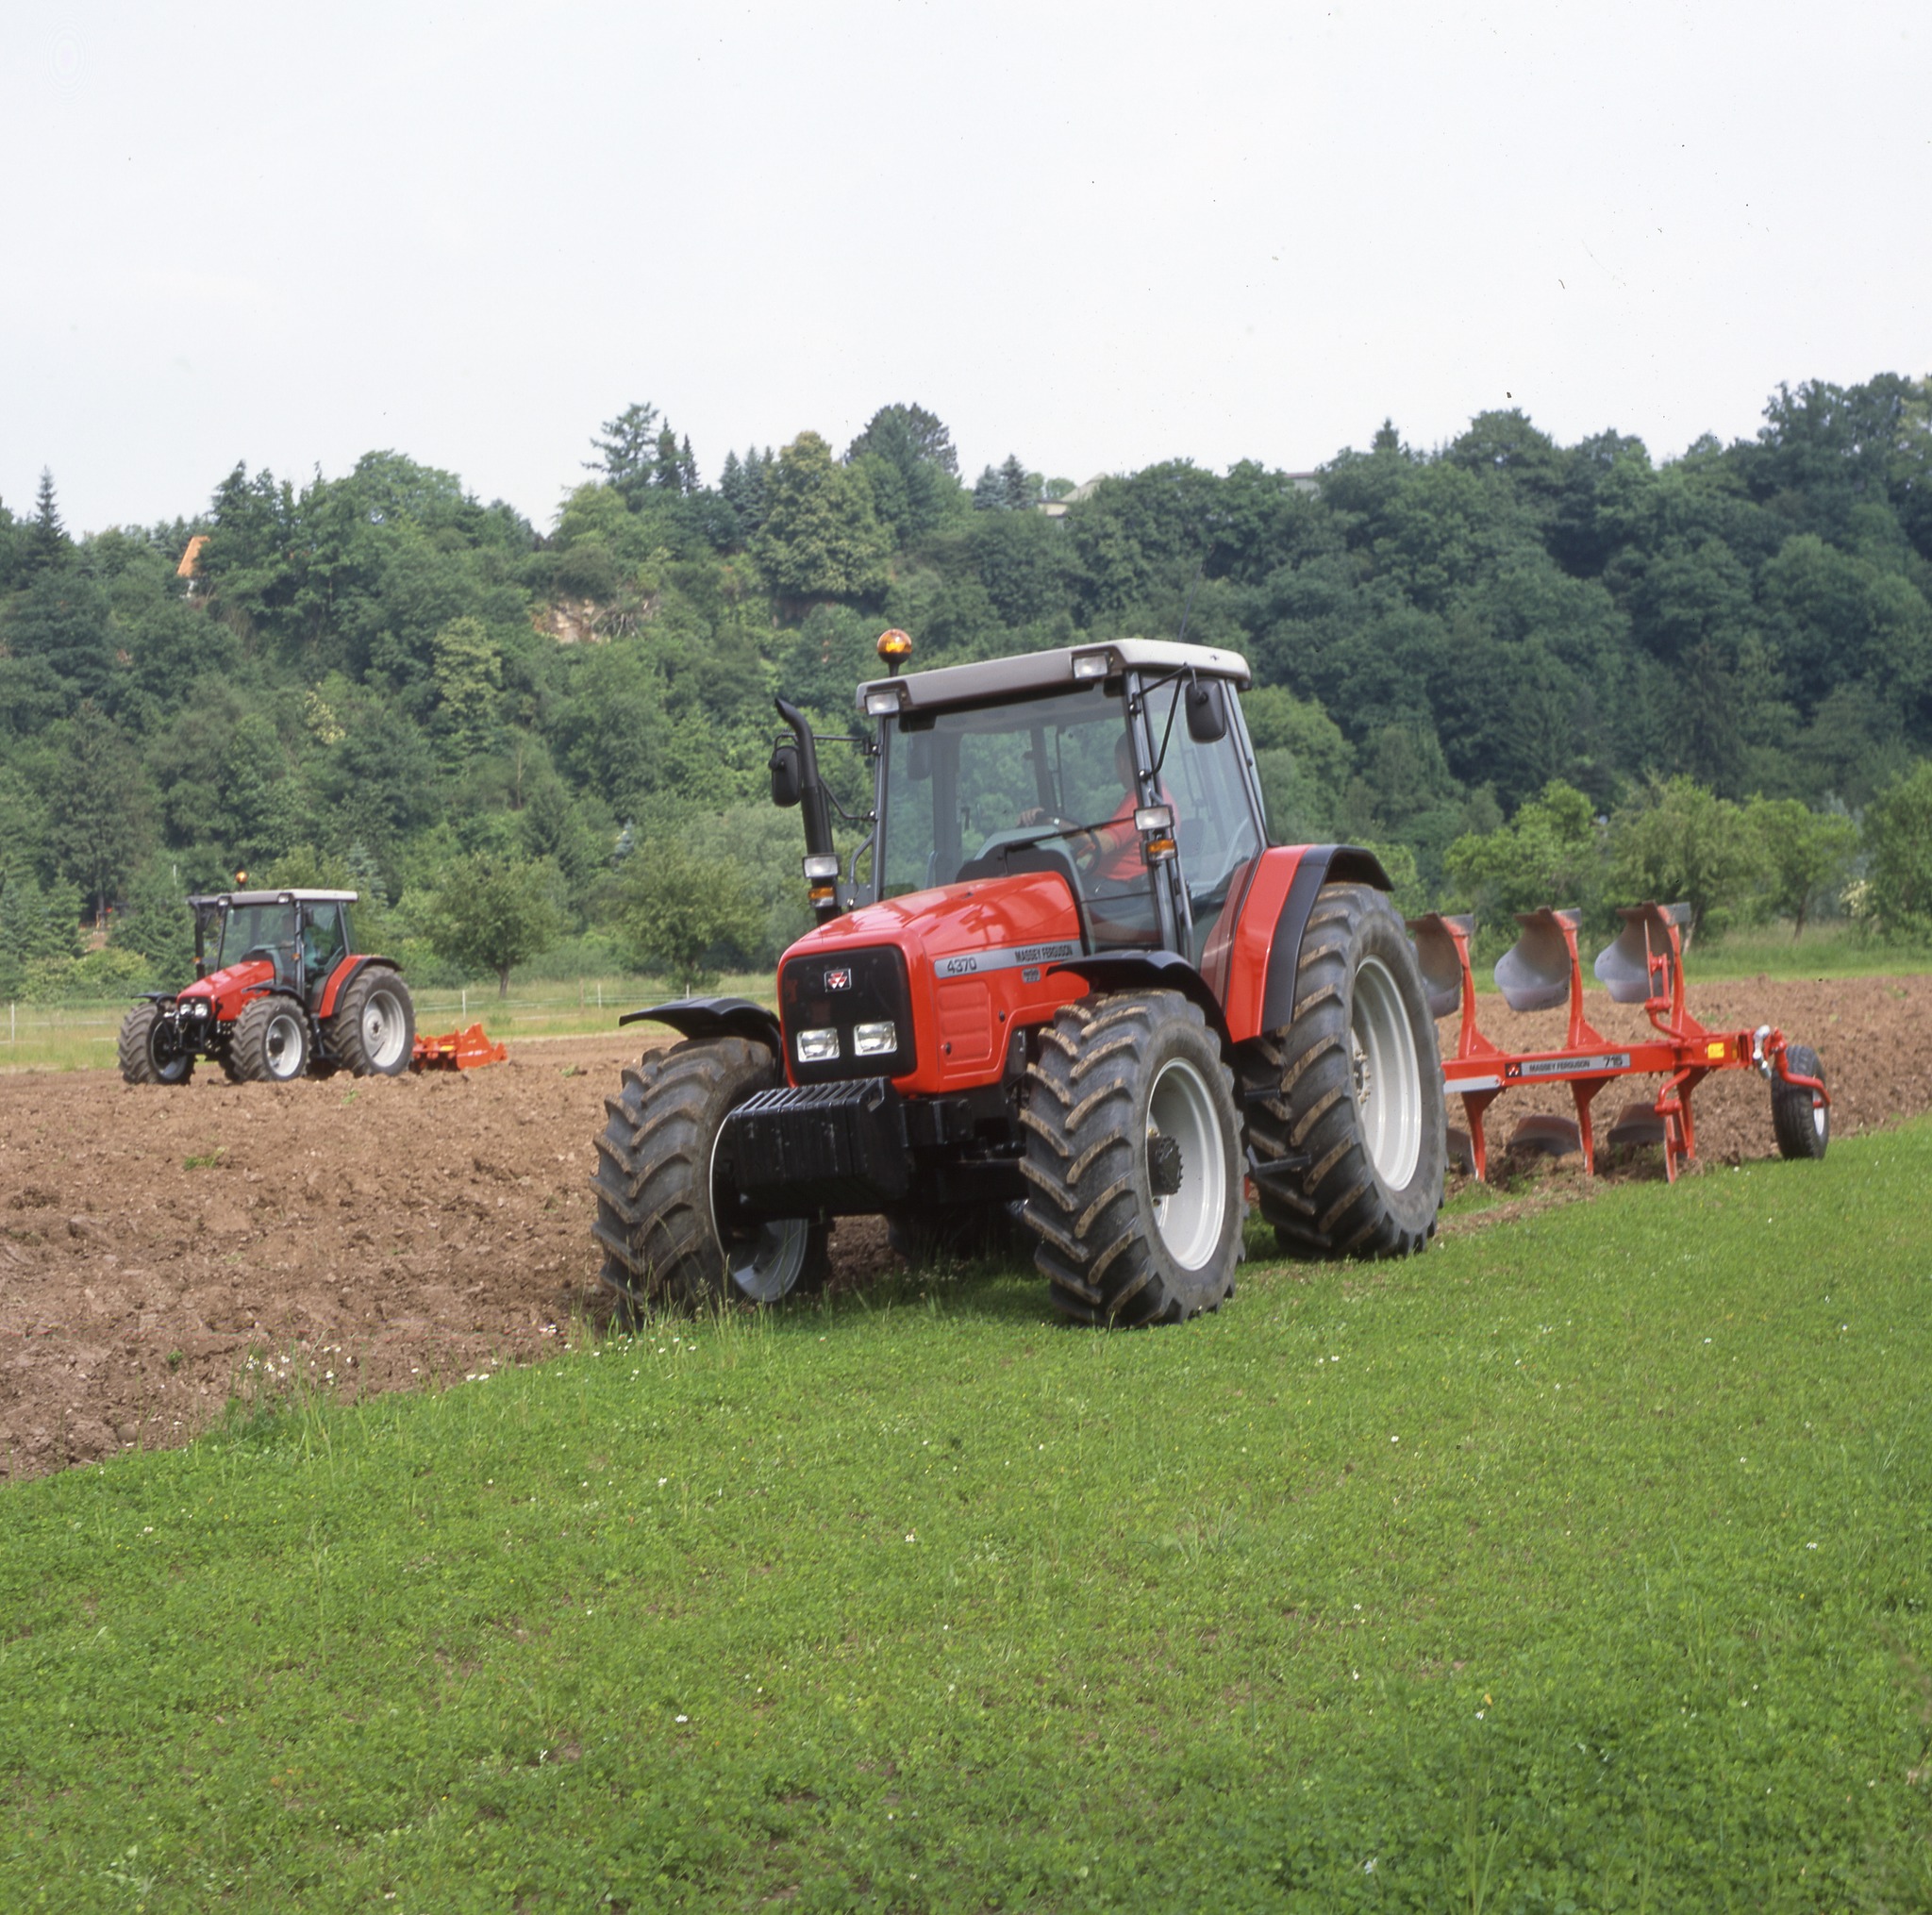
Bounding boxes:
[619,995,783,1058]
[315,954,401,1021]
[1217,844,1393,1043]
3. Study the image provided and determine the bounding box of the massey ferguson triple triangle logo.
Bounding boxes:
[824,968,853,991]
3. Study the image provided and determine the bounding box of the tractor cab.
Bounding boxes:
[864,641,1267,967]
[194,890,358,1006]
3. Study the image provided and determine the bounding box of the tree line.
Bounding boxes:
[2,375,1930,1001]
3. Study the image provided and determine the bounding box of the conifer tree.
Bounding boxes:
[26,468,68,574]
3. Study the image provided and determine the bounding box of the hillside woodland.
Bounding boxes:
[3,379,1931,1000]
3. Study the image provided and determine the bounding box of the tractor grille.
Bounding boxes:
[723,1077,910,1213]
[777,944,916,1084]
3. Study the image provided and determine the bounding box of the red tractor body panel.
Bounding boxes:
[314,954,395,1021]
[176,958,278,1022]
[1211,845,1311,1044]
[778,872,1087,1095]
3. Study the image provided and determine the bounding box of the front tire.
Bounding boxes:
[1021,990,1245,1325]
[328,969,416,1075]
[592,1035,830,1316]
[1243,882,1446,1259]
[229,995,310,1083]
[118,1004,194,1086]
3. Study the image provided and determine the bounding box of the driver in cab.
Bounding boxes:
[1020,731,1168,883]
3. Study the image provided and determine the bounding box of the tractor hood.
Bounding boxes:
[786,870,1083,975]
[778,871,1087,1094]
[178,958,275,1016]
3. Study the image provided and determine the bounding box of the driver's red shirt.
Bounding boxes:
[1093,783,1171,884]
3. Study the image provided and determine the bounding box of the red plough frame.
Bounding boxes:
[1409,902,1830,1183]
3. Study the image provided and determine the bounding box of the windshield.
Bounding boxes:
[879,684,1162,948]
[218,903,298,971]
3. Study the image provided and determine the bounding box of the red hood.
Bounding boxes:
[781,871,1082,973]
[178,958,275,1004]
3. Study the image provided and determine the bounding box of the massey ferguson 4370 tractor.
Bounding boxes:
[595,633,1447,1326]
[119,888,416,1085]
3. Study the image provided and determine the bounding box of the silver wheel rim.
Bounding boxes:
[360,988,408,1070]
[264,1010,306,1080]
[1811,1093,1827,1141]
[1147,1055,1227,1272]
[708,1123,808,1303]
[1351,957,1423,1189]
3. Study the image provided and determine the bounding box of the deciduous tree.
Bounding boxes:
[424,853,563,996]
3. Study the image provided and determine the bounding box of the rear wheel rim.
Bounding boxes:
[708,1124,808,1303]
[1351,957,1423,1190]
[1147,1054,1227,1272]
[265,1011,305,1080]
[360,987,408,1069]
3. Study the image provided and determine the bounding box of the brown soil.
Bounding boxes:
[3,975,1927,1485]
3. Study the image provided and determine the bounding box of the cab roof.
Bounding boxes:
[186,890,359,909]
[854,639,1252,715]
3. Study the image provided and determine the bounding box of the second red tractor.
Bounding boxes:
[119,888,416,1085]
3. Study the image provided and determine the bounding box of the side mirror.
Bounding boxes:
[769,741,802,808]
[1185,679,1228,744]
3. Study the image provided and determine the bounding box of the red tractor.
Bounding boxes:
[594,634,1447,1325]
[119,888,416,1086]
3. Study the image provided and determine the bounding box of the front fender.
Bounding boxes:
[1047,948,1230,1045]
[618,995,783,1057]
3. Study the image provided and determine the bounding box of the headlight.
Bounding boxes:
[801,853,841,881]
[852,1021,897,1057]
[795,1028,840,1063]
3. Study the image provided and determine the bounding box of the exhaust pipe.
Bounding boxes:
[774,697,841,923]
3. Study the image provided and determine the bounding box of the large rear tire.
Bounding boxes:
[118,1004,194,1086]
[1772,1042,1828,1161]
[1242,882,1446,1259]
[328,969,416,1075]
[1021,990,1245,1326]
[592,1035,830,1317]
[229,995,310,1083]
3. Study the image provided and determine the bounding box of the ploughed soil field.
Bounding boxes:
[4,974,1929,1484]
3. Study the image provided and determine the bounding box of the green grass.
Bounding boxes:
[0,974,774,1074]
[4,1132,1932,1910]
[1683,921,1931,984]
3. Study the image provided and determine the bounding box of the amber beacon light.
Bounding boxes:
[875,627,912,676]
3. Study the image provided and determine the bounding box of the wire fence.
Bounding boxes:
[0,976,781,1069]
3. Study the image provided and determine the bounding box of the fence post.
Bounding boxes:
[461,987,467,1021]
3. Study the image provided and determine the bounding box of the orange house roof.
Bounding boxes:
[176,534,209,578]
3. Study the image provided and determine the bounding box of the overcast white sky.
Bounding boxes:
[4,0,1926,537]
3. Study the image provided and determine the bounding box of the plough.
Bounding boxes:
[1409,901,1831,1182]
[409,1023,508,1072]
